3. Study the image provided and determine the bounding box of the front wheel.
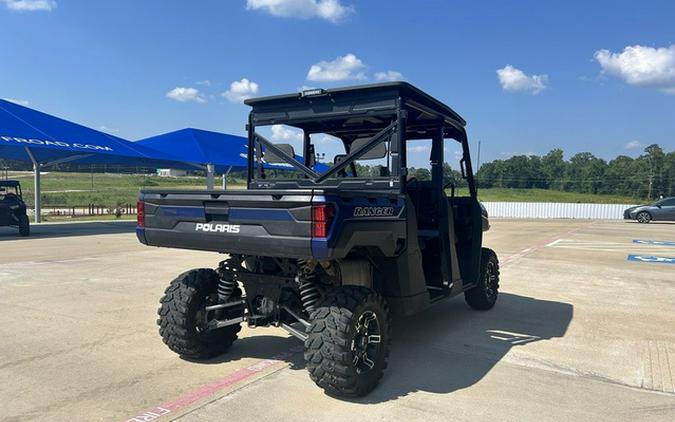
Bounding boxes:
[464,248,500,310]
[18,214,30,237]
[157,268,241,359]
[636,211,652,224]
[304,286,391,397]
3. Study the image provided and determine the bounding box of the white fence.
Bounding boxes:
[483,202,638,220]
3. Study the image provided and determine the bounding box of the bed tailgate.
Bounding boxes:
[137,190,314,258]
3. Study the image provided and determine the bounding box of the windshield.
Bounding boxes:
[0,186,19,200]
[249,122,399,190]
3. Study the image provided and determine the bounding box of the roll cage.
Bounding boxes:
[0,181,22,199]
[244,82,477,198]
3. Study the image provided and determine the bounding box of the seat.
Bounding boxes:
[333,154,349,177]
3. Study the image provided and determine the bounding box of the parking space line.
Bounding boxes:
[502,222,593,266]
[545,239,562,247]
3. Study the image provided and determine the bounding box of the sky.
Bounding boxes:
[1,0,674,169]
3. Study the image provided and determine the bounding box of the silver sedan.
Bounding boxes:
[624,197,675,223]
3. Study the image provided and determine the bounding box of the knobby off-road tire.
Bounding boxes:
[464,248,500,310]
[636,211,652,224]
[158,268,241,359]
[305,286,391,397]
[18,214,30,237]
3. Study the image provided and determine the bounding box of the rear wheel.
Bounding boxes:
[305,286,391,397]
[636,211,652,224]
[464,248,500,310]
[18,214,30,237]
[158,268,241,359]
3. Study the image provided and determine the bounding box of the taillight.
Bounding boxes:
[312,203,335,238]
[137,201,145,227]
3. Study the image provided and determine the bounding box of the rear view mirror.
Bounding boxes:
[351,137,387,160]
[264,144,296,164]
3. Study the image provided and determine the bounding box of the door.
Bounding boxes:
[655,198,675,221]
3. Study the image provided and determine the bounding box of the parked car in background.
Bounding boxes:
[624,197,675,223]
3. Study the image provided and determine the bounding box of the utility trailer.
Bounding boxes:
[138,82,499,397]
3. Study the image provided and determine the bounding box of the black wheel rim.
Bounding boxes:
[351,311,382,374]
[484,261,498,300]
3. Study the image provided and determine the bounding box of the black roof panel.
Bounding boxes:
[245,82,466,127]
[0,180,20,187]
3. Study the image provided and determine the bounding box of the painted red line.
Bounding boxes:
[122,345,303,422]
[500,222,593,267]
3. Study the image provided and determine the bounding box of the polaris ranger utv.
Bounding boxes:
[138,82,499,397]
[0,180,30,236]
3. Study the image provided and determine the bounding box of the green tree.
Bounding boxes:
[643,144,666,199]
[663,151,675,197]
[541,149,566,190]
[411,167,431,181]
[565,152,607,194]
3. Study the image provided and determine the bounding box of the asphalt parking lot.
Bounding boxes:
[1,219,674,421]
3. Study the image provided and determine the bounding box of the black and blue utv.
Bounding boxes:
[138,82,499,397]
[0,180,30,237]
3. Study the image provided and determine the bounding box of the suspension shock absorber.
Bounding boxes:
[298,259,321,313]
[217,257,241,302]
[299,280,320,313]
[217,273,238,302]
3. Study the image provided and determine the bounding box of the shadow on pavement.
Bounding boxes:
[185,334,305,367]
[357,292,573,403]
[0,221,136,240]
[187,292,572,403]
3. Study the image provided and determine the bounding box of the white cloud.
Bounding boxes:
[271,125,303,143]
[166,87,207,103]
[307,53,366,82]
[222,78,259,103]
[3,0,56,11]
[409,145,431,153]
[594,44,675,94]
[625,140,643,150]
[246,0,353,23]
[195,79,211,87]
[374,70,404,82]
[313,133,339,145]
[2,98,29,106]
[443,147,464,160]
[497,65,548,95]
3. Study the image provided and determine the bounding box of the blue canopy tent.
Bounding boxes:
[0,99,193,222]
[136,128,329,189]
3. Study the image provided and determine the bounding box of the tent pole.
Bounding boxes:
[34,164,41,223]
[223,166,232,190]
[24,147,41,223]
[206,163,215,190]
